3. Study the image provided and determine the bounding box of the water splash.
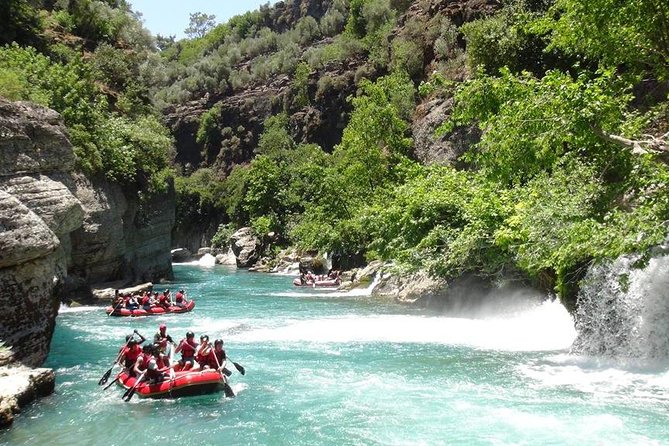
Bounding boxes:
[198,253,217,267]
[572,254,669,359]
[234,299,575,351]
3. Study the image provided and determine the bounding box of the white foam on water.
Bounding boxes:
[517,354,669,403]
[233,299,576,351]
[58,304,100,314]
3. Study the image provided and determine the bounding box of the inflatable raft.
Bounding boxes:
[117,369,226,398]
[293,278,341,287]
[106,300,195,317]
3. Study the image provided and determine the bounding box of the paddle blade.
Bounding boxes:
[232,361,245,375]
[103,376,119,391]
[122,388,136,402]
[223,367,232,377]
[98,368,112,386]
[223,382,235,398]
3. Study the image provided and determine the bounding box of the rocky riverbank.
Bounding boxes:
[0,365,55,429]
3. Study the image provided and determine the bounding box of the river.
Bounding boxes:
[1,264,668,445]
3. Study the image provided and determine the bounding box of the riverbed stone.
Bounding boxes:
[0,366,55,428]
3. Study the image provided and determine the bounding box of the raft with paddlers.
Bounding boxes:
[116,369,226,398]
[292,277,341,287]
[293,270,342,288]
[106,300,195,317]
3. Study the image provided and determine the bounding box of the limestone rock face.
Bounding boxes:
[412,97,480,166]
[0,191,59,269]
[230,227,261,267]
[0,100,74,176]
[0,98,175,367]
[68,173,175,285]
[0,99,75,366]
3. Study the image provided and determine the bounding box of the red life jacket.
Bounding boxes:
[179,339,196,358]
[175,292,184,303]
[136,352,152,372]
[196,346,210,365]
[141,295,151,306]
[206,349,226,369]
[159,294,167,304]
[123,345,141,367]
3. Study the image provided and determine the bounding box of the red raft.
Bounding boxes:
[117,369,225,398]
[105,300,195,317]
[293,278,341,287]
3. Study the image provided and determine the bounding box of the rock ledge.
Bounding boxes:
[0,365,55,428]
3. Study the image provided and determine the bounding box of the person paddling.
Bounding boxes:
[174,331,198,371]
[153,323,173,354]
[174,289,187,307]
[118,331,146,376]
[204,339,227,371]
[195,335,212,370]
[134,345,168,385]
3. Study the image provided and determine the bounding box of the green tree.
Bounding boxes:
[546,0,669,78]
[185,12,217,39]
[441,67,636,184]
[333,70,414,199]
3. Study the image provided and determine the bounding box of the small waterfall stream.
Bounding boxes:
[571,252,669,359]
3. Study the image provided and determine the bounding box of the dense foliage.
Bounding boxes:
[5,0,667,299]
[0,0,174,192]
[176,0,669,300]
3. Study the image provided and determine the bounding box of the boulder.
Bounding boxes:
[171,248,192,262]
[356,260,384,283]
[230,227,261,267]
[0,366,55,428]
[216,248,237,266]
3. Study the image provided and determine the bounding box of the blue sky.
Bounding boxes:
[130,1,279,39]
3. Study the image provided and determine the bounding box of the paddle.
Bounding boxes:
[98,333,136,385]
[122,371,146,402]
[228,358,246,376]
[212,349,235,398]
[103,375,120,390]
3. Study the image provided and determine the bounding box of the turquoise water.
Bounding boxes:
[2,264,669,445]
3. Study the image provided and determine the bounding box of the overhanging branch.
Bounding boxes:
[593,126,669,155]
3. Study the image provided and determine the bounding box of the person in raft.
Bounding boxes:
[153,323,174,354]
[126,294,140,311]
[118,330,146,376]
[134,344,170,384]
[157,289,172,309]
[174,289,188,307]
[195,335,212,370]
[203,339,227,372]
[174,331,198,371]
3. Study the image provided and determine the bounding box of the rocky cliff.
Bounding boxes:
[0,98,175,366]
[166,0,499,250]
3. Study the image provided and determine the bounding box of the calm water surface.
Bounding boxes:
[2,264,668,445]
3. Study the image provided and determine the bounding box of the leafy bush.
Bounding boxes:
[0,44,174,189]
[211,223,235,249]
[196,103,223,149]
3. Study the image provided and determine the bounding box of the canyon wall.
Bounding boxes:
[0,98,174,366]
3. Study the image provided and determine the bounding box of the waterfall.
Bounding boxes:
[571,252,669,359]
